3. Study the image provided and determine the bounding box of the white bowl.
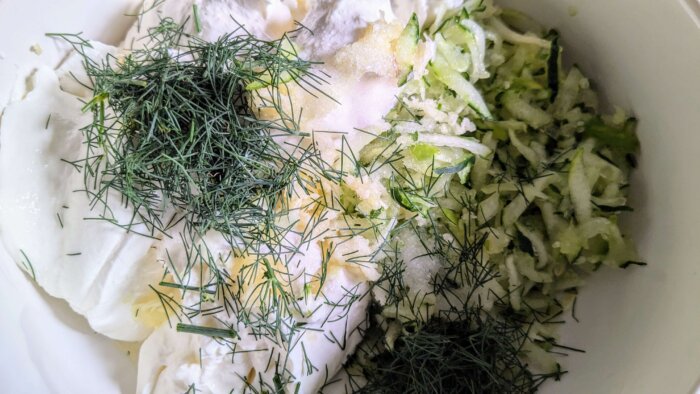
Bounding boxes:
[1,0,699,393]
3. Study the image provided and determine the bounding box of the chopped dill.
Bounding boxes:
[18,249,36,281]
[177,322,239,339]
[158,280,217,294]
[359,312,562,394]
[620,261,647,269]
[45,22,374,388]
[54,19,327,245]
[347,191,570,394]
[192,4,202,33]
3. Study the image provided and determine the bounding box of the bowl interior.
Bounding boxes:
[498,0,700,392]
[1,0,700,393]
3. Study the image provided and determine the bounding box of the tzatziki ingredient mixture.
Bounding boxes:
[0,0,642,393]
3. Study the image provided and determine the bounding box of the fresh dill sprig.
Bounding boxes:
[53,19,325,245]
[45,14,400,392]
[350,197,569,394]
[192,4,202,34]
[359,311,560,394]
[19,249,36,281]
[177,322,239,339]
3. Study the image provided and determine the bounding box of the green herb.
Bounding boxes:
[620,261,647,269]
[547,30,561,103]
[350,198,570,394]
[360,313,563,394]
[19,249,36,281]
[176,322,239,338]
[192,4,202,33]
[434,156,475,176]
[53,20,328,247]
[42,16,378,383]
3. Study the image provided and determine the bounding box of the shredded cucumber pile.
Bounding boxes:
[349,1,641,392]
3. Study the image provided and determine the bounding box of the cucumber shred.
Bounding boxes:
[396,13,419,66]
[430,59,493,119]
[584,116,640,154]
[395,12,419,85]
[569,148,593,223]
[390,186,435,217]
[353,1,642,389]
[435,33,470,73]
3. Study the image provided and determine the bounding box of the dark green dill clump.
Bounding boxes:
[361,311,555,394]
[353,224,565,394]
[58,20,326,241]
[340,179,570,393]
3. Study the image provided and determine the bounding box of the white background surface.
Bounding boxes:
[1,0,699,393]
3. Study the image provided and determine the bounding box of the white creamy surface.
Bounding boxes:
[137,268,371,393]
[0,66,162,341]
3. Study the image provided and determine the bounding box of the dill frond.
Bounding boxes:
[55,19,325,245]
